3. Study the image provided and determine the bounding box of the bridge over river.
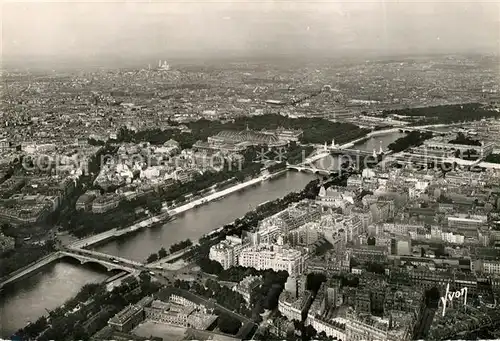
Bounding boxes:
[287,144,380,174]
[0,248,146,289]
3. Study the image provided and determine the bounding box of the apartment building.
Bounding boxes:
[278,290,313,322]
[208,235,246,269]
[308,316,346,340]
[238,244,306,276]
[345,311,389,341]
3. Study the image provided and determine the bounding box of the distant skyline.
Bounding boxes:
[2,1,500,64]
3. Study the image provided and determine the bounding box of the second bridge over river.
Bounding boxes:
[287,147,380,174]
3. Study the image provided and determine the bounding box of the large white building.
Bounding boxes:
[208,236,246,269]
[238,244,306,276]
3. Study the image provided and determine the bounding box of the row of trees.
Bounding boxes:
[169,238,193,253]
[218,314,242,335]
[146,247,168,263]
[146,239,193,263]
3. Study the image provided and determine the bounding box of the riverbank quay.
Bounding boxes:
[67,212,173,249]
[164,169,287,216]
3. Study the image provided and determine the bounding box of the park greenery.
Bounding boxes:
[15,272,160,341]
[387,131,433,153]
[116,114,370,148]
[381,103,500,125]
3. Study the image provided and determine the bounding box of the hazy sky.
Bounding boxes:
[2,0,500,61]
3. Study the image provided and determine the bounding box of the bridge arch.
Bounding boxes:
[59,253,134,273]
[79,259,116,271]
[59,255,113,272]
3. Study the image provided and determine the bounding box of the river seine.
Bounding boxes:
[0,130,405,336]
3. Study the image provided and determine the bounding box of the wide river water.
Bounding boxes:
[0,131,406,336]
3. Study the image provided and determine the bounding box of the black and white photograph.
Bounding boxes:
[1,1,500,340]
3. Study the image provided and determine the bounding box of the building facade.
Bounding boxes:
[238,244,306,276]
[208,235,246,269]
